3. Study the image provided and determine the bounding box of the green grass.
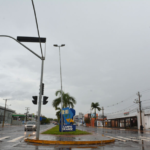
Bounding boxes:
[42,125,91,135]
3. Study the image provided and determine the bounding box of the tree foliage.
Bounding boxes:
[52,90,76,109]
[91,102,101,119]
[52,90,76,120]
[40,116,50,124]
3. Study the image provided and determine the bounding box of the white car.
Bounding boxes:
[24,121,37,131]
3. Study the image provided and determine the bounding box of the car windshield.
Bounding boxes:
[27,122,36,124]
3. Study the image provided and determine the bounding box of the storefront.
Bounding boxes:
[107,111,138,129]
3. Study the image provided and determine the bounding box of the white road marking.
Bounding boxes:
[0,136,10,141]
[105,136,126,142]
[117,136,140,142]
[129,137,137,139]
[28,136,36,139]
[139,136,150,140]
[8,136,24,142]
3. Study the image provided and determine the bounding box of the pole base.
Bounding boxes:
[140,125,143,131]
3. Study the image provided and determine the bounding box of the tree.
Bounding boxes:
[52,90,76,109]
[56,107,61,121]
[40,116,50,124]
[91,102,101,119]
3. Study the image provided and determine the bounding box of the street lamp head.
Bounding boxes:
[61,44,65,47]
[53,44,58,47]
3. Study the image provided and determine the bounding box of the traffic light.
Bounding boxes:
[32,96,37,105]
[41,83,44,95]
[43,96,48,105]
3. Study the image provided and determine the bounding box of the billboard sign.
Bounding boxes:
[59,107,76,132]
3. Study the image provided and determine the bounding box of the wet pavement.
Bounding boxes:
[0,124,150,150]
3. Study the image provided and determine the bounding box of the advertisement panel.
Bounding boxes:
[59,107,76,132]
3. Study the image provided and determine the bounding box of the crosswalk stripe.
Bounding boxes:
[117,136,140,142]
[139,136,150,140]
[0,136,10,140]
[8,136,24,142]
[106,136,126,142]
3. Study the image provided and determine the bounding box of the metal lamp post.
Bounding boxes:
[53,44,65,132]
[0,35,46,140]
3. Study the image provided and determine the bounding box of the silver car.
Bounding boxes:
[24,121,37,131]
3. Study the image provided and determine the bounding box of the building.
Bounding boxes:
[106,109,150,129]
[74,112,84,123]
[0,106,15,125]
[84,113,98,127]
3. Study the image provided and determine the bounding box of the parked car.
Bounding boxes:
[24,121,37,131]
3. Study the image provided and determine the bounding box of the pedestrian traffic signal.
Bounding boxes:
[41,83,44,95]
[32,96,37,105]
[43,96,48,105]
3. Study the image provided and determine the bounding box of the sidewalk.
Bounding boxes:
[98,126,150,132]
[25,133,115,145]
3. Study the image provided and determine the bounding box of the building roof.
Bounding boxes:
[107,111,137,120]
[0,105,15,113]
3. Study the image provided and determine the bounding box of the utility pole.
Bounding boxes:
[102,107,104,127]
[25,107,30,122]
[134,91,143,131]
[2,99,8,127]
[90,108,92,127]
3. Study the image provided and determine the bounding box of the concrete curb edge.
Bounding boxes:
[24,139,115,145]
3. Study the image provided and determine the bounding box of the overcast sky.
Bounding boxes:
[1,0,150,118]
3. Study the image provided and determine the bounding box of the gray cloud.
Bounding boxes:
[0,0,150,118]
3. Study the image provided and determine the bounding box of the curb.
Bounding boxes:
[24,139,115,145]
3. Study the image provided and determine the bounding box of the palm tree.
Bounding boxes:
[56,107,61,121]
[91,102,101,119]
[52,90,76,118]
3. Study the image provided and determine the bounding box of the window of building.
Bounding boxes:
[126,118,130,127]
[120,119,124,127]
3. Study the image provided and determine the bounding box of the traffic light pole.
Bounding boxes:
[36,58,44,140]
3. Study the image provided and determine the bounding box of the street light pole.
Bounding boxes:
[0,35,46,140]
[53,44,65,132]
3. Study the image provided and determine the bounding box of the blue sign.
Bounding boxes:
[59,125,76,132]
[59,107,76,132]
[62,107,75,125]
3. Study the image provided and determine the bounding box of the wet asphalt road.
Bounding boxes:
[0,124,150,150]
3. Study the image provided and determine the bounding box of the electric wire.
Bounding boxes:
[105,89,150,108]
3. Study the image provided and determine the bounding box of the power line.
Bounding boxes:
[105,89,150,108]
[106,103,137,114]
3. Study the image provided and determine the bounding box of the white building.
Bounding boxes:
[107,109,150,129]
